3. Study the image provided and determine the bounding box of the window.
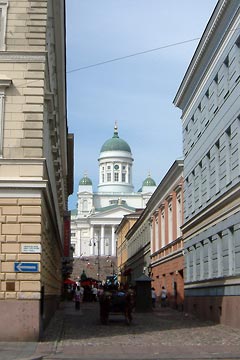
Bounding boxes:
[229,41,240,89]
[122,173,126,182]
[168,198,173,243]
[107,173,111,182]
[176,191,182,238]
[114,172,119,181]
[0,2,8,51]
[206,151,211,200]
[160,208,165,247]
[215,140,220,193]
[83,200,88,211]
[224,55,229,67]
[225,126,232,184]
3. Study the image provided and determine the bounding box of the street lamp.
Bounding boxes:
[110,261,115,275]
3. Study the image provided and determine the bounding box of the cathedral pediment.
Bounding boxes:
[78,191,92,195]
[90,204,135,219]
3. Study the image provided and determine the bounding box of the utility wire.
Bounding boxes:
[67,26,240,74]
[14,36,200,87]
[15,36,200,88]
[14,27,240,87]
[67,37,201,74]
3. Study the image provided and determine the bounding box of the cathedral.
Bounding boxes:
[70,124,157,260]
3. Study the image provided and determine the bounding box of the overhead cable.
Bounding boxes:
[67,37,201,73]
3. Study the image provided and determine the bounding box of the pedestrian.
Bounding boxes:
[160,286,167,307]
[80,284,84,303]
[75,285,81,310]
[151,287,157,308]
[97,285,104,298]
[91,285,98,301]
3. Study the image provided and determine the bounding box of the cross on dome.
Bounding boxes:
[113,121,119,138]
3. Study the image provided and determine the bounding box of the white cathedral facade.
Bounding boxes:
[70,124,157,259]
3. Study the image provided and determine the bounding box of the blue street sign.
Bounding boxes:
[14,262,39,273]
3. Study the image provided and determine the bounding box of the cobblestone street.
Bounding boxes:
[33,301,240,360]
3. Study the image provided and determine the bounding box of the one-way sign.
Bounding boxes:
[14,262,39,273]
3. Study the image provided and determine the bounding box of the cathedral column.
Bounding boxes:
[100,225,105,255]
[119,165,122,184]
[99,166,101,185]
[111,225,116,256]
[126,165,129,184]
[76,230,81,257]
[89,226,94,255]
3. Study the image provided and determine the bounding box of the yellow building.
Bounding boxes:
[116,210,143,284]
[0,0,73,340]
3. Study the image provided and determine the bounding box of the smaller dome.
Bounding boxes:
[142,174,156,187]
[79,174,92,186]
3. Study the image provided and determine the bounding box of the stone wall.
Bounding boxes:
[0,0,70,340]
[0,197,42,340]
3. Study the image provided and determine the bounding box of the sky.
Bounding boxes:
[66,0,218,210]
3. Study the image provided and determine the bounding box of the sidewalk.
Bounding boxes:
[0,342,40,360]
[1,301,240,360]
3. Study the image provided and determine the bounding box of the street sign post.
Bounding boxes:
[14,262,39,273]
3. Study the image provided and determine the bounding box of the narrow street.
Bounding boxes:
[33,301,240,360]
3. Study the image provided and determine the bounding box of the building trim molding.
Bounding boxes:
[0,51,46,63]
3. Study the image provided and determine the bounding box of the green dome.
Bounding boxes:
[142,175,156,187]
[100,124,131,153]
[79,175,92,185]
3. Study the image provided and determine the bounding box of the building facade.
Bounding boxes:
[123,160,184,308]
[71,124,156,281]
[150,160,184,309]
[174,0,240,327]
[0,0,73,340]
[116,210,143,284]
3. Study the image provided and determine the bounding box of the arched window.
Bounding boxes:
[83,200,88,211]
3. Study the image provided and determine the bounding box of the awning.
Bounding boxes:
[64,278,76,285]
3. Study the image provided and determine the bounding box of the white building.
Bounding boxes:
[71,124,157,259]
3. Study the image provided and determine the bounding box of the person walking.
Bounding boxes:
[80,284,84,303]
[151,287,157,308]
[160,286,167,307]
[75,286,81,310]
[91,285,98,302]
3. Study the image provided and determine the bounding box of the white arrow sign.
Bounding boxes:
[14,262,39,272]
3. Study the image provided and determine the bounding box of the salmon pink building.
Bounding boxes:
[150,160,184,310]
[122,160,184,310]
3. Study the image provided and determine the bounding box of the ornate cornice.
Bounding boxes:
[174,0,230,108]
